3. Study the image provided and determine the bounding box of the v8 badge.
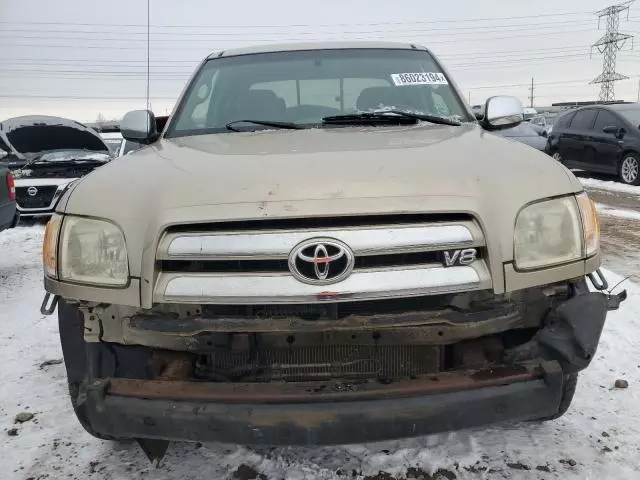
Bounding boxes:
[442,248,477,267]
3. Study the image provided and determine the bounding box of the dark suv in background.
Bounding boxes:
[0,162,17,232]
[547,104,640,185]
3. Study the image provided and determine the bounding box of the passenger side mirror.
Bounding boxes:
[603,125,626,139]
[481,96,524,131]
[121,110,158,144]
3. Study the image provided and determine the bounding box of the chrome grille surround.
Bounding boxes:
[154,219,491,304]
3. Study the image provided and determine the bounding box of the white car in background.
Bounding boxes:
[0,115,112,219]
[522,107,538,122]
[100,130,144,157]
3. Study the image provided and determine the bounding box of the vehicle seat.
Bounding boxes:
[231,90,287,122]
[286,104,341,122]
[356,86,403,111]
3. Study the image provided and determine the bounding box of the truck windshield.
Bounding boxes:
[167,48,472,136]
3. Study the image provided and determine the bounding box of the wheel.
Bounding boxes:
[58,300,124,441]
[537,373,578,421]
[619,154,640,185]
[552,151,563,163]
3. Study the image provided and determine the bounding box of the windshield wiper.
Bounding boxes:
[225,120,306,131]
[322,110,461,127]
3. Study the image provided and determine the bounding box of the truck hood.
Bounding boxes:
[61,123,583,274]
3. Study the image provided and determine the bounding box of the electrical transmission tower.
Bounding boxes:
[591,1,635,102]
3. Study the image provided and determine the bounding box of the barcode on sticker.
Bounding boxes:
[391,72,449,86]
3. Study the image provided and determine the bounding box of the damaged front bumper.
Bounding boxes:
[69,282,624,446]
[83,362,564,445]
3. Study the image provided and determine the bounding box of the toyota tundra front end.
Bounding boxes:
[41,42,625,457]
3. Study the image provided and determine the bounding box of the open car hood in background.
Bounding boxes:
[0,115,110,158]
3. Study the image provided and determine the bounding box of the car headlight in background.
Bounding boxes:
[43,215,129,286]
[514,193,599,270]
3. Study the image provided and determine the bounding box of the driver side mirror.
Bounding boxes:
[121,110,158,144]
[603,125,626,139]
[480,96,524,131]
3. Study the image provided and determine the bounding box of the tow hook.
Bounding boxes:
[40,293,59,315]
[588,268,609,291]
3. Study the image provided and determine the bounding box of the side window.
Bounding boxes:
[556,112,574,129]
[430,91,451,116]
[570,110,597,130]
[191,71,220,126]
[593,110,620,131]
[175,68,220,129]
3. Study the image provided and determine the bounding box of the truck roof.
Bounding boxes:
[208,41,427,59]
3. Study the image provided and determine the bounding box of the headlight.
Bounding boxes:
[575,191,600,257]
[57,216,129,286]
[514,196,584,270]
[43,214,63,278]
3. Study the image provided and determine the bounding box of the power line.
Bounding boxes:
[0,10,594,29]
[4,51,639,78]
[0,19,597,38]
[0,94,177,100]
[0,29,600,50]
[0,26,599,43]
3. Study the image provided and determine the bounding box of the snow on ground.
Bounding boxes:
[1,226,640,480]
[579,176,640,197]
[597,204,640,222]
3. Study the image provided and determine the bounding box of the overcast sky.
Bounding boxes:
[2,0,640,122]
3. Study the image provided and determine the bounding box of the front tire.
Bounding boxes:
[619,154,640,185]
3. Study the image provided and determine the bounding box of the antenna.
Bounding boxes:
[590,1,635,102]
[146,0,150,111]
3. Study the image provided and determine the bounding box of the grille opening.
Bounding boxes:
[198,291,502,320]
[158,250,480,274]
[164,213,474,233]
[191,334,513,383]
[194,344,442,383]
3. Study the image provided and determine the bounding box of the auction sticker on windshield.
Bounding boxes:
[391,72,449,86]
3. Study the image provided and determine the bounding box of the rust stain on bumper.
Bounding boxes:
[106,364,541,405]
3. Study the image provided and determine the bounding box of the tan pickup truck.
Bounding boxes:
[41,41,625,459]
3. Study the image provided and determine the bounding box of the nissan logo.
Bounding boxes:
[27,186,38,197]
[288,239,355,285]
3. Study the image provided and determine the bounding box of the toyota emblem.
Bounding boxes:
[27,186,38,197]
[288,239,355,285]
